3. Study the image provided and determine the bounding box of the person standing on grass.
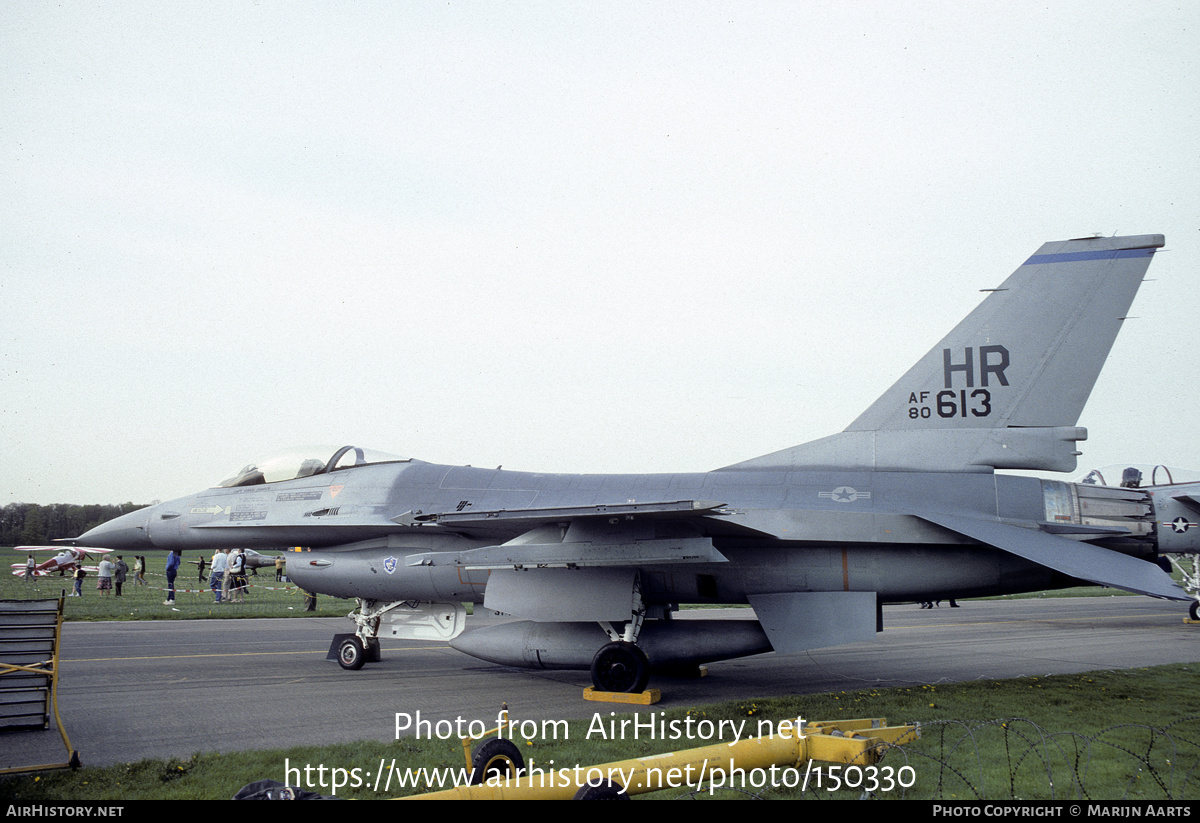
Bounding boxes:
[114,555,128,596]
[228,549,247,603]
[97,556,114,596]
[220,548,234,603]
[210,548,228,603]
[164,549,181,605]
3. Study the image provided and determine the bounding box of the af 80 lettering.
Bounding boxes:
[907,345,1008,420]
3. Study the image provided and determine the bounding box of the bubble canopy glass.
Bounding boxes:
[215,446,409,488]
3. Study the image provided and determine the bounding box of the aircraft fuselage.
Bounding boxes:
[82,457,1154,605]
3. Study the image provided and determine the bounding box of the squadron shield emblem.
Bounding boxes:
[383,556,398,574]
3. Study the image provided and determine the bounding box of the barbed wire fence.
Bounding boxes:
[674,716,1199,800]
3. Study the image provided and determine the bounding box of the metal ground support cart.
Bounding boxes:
[0,594,80,771]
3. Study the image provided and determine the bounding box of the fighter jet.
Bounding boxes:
[74,234,1197,693]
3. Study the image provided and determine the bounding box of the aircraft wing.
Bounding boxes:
[399,498,732,569]
[393,499,730,531]
[17,545,105,553]
[917,512,1187,600]
[406,536,726,570]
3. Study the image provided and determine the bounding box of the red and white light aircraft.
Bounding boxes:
[11,546,112,578]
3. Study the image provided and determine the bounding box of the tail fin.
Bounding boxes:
[726,234,1165,473]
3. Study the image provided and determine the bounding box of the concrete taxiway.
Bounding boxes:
[4,596,1198,771]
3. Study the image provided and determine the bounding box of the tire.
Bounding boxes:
[337,637,366,670]
[590,641,650,693]
[573,779,629,800]
[1190,601,1199,621]
[469,738,525,785]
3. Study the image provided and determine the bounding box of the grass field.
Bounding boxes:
[1,547,353,619]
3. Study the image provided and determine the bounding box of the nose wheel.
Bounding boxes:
[334,635,380,670]
[337,637,366,670]
[590,641,650,693]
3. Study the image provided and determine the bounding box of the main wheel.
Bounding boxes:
[1190,601,1199,621]
[590,641,650,693]
[469,738,525,785]
[337,636,366,670]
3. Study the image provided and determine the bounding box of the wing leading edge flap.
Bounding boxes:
[918,512,1187,601]
[393,499,730,530]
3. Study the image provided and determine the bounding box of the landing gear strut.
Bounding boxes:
[590,574,651,693]
[1163,553,1200,622]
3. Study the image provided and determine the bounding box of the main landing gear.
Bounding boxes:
[589,575,653,694]
[590,641,650,693]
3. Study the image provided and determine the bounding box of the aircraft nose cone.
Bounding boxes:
[79,506,156,550]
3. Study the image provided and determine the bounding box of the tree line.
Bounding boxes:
[0,502,150,546]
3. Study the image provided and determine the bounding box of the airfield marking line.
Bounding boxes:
[886,613,1179,631]
[61,644,450,663]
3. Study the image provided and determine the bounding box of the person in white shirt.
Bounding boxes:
[210,549,228,603]
[97,557,115,596]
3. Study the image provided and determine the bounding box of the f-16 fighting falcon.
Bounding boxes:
[73,234,1198,693]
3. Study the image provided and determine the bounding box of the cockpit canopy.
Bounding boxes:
[215,446,409,488]
[1077,464,1200,488]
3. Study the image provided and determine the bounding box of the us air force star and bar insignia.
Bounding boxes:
[383,556,398,574]
[1169,518,1194,534]
[819,487,871,503]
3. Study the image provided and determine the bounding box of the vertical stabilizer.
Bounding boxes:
[724,234,1164,473]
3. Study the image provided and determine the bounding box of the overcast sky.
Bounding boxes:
[3,1,1197,506]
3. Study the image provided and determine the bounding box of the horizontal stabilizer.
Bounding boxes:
[1167,492,1200,515]
[1147,483,1200,554]
[918,513,1187,600]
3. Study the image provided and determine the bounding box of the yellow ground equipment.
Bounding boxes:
[405,716,918,799]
